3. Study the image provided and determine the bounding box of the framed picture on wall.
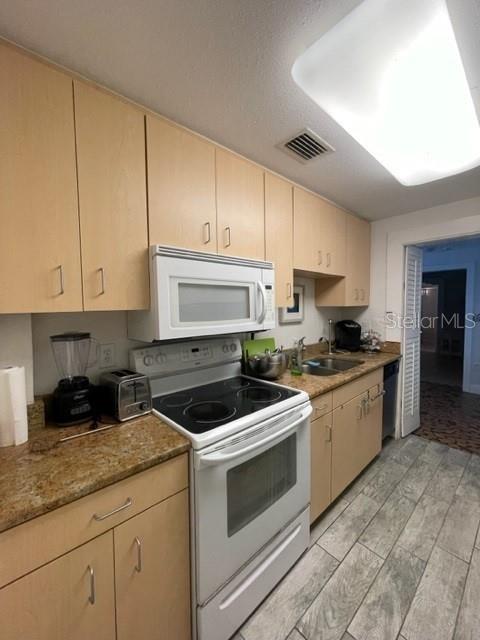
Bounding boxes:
[279,285,305,324]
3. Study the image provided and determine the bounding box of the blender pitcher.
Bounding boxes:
[50,332,97,425]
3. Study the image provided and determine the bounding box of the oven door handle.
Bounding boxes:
[197,408,311,469]
[257,281,267,324]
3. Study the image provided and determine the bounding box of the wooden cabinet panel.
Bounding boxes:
[331,374,383,501]
[316,213,370,307]
[332,369,382,409]
[293,187,346,276]
[293,187,321,272]
[216,149,265,260]
[0,532,115,640]
[311,392,333,420]
[331,393,367,500]
[0,44,82,313]
[115,489,191,640]
[310,412,332,523]
[74,81,149,310]
[265,173,294,307]
[147,116,217,252]
[0,454,188,589]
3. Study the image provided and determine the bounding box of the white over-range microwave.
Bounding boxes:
[128,246,276,341]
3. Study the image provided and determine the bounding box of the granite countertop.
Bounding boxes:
[275,348,401,399]
[0,414,189,534]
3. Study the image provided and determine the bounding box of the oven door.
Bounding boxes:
[153,252,275,339]
[193,403,311,604]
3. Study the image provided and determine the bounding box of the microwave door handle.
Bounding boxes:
[197,408,311,469]
[257,281,267,324]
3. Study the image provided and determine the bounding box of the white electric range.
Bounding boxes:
[131,337,312,640]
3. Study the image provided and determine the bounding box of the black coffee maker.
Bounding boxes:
[50,332,96,425]
[335,320,362,352]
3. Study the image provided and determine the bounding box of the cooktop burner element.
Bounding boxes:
[237,386,282,403]
[185,401,237,424]
[161,393,193,408]
[152,376,300,434]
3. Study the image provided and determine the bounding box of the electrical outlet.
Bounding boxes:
[99,343,116,369]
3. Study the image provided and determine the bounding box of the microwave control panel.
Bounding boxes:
[130,337,242,376]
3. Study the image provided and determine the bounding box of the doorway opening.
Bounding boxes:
[401,237,480,454]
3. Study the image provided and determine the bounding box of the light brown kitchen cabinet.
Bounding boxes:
[216,149,265,260]
[115,489,191,640]
[0,43,83,313]
[265,173,294,307]
[331,378,383,501]
[310,411,332,524]
[74,81,149,310]
[147,116,217,252]
[315,213,371,307]
[0,532,115,640]
[293,187,346,277]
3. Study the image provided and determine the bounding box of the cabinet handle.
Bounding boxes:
[98,267,106,295]
[326,252,331,268]
[224,227,231,248]
[370,389,386,402]
[87,565,95,605]
[325,425,332,443]
[286,282,292,299]
[93,497,132,521]
[203,221,211,244]
[134,536,142,573]
[318,250,323,265]
[356,402,363,420]
[57,265,65,296]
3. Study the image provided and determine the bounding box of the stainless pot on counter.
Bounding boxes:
[246,349,289,380]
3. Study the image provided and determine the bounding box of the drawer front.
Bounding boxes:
[332,369,383,408]
[311,392,333,420]
[0,453,188,589]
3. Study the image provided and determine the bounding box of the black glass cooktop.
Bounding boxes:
[153,376,300,434]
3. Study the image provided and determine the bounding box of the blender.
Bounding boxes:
[50,332,96,425]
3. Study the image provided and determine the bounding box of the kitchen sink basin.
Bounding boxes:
[301,356,363,376]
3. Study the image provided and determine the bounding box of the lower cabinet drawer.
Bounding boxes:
[0,532,115,640]
[0,453,188,589]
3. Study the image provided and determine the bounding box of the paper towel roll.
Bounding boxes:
[0,366,28,447]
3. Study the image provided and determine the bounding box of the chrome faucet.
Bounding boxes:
[328,319,335,355]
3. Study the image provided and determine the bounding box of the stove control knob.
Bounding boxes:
[222,344,229,353]
[143,355,154,366]
[155,353,166,364]
[230,343,236,352]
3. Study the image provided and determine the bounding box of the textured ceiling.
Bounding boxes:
[1,0,479,220]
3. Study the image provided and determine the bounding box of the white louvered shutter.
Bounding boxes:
[401,246,423,436]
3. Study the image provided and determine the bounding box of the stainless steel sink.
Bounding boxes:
[301,356,363,376]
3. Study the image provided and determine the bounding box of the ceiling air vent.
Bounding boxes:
[278,128,335,163]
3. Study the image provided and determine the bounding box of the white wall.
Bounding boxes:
[347,195,480,343]
[0,315,34,402]
[32,312,139,395]
[264,276,342,349]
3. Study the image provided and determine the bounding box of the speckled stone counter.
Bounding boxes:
[0,414,189,533]
[276,349,401,399]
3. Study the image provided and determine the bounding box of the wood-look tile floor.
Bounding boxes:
[234,436,480,640]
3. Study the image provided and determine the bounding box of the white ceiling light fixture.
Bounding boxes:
[292,0,480,186]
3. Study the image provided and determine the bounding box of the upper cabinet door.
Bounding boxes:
[345,213,371,305]
[0,44,82,313]
[265,173,294,307]
[147,116,217,252]
[293,187,322,273]
[74,82,149,310]
[320,201,346,277]
[216,149,265,260]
